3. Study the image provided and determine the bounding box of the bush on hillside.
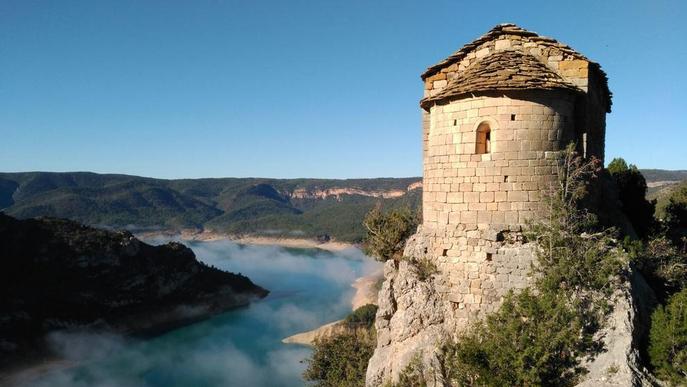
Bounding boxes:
[663,182,687,250]
[443,290,588,386]
[649,287,687,385]
[345,304,378,329]
[607,158,657,239]
[389,355,428,387]
[529,146,622,299]
[303,329,376,387]
[362,206,418,262]
[630,236,687,302]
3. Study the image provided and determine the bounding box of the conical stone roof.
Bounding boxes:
[420,50,582,109]
[421,23,611,111]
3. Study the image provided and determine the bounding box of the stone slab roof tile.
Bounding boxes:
[420,50,583,110]
[422,23,612,112]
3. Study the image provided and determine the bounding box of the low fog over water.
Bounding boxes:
[29,240,380,387]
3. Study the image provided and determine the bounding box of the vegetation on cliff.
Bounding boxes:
[345,304,379,329]
[632,178,687,384]
[607,158,657,239]
[362,206,419,262]
[649,287,687,385]
[660,180,687,244]
[304,305,378,387]
[0,213,268,369]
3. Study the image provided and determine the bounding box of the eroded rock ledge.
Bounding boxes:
[366,228,656,387]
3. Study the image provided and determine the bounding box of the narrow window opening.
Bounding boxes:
[504,175,509,183]
[510,114,516,121]
[442,249,448,257]
[453,119,457,126]
[486,253,493,261]
[475,122,491,154]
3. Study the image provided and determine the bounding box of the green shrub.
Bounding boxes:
[607,157,657,238]
[529,146,623,301]
[345,304,378,329]
[666,187,687,230]
[663,182,687,249]
[404,256,438,281]
[303,329,376,387]
[443,290,587,386]
[631,236,687,301]
[362,206,418,262]
[649,288,687,385]
[392,355,428,387]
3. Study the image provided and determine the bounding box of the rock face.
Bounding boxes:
[288,182,422,201]
[0,213,268,369]
[367,232,657,387]
[367,228,537,386]
[577,269,657,387]
[366,255,445,386]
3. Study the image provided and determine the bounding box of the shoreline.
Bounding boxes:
[0,296,264,386]
[137,229,357,252]
[282,268,384,346]
[1,233,373,383]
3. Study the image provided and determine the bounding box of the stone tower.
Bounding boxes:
[367,24,612,385]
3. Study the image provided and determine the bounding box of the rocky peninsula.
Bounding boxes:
[0,213,268,372]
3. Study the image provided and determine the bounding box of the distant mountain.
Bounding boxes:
[0,172,422,242]
[0,170,681,242]
[638,169,687,183]
[639,169,687,196]
[0,213,268,368]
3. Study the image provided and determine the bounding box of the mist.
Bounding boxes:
[24,240,380,387]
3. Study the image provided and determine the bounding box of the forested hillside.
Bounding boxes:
[0,170,681,242]
[0,172,422,242]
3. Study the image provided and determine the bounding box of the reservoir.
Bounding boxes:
[30,240,379,387]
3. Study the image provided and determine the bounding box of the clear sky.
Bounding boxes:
[1,0,685,179]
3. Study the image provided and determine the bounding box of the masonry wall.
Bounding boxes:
[421,32,608,164]
[421,90,576,328]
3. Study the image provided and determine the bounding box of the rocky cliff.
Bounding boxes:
[288,182,422,201]
[366,229,657,387]
[0,213,268,369]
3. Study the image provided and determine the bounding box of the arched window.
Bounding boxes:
[476,122,491,154]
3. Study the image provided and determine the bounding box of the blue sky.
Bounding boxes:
[1,0,685,179]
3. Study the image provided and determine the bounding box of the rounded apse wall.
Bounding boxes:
[422,89,577,232]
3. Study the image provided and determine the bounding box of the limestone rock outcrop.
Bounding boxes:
[366,232,657,387]
[366,252,445,386]
[366,226,537,386]
[577,269,657,387]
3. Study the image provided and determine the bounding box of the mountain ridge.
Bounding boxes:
[1,170,681,242]
[0,172,422,242]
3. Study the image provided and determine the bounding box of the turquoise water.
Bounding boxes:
[31,240,378,387]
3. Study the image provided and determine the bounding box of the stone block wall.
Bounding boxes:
[421,33,608,166]
[418,89,576,328]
